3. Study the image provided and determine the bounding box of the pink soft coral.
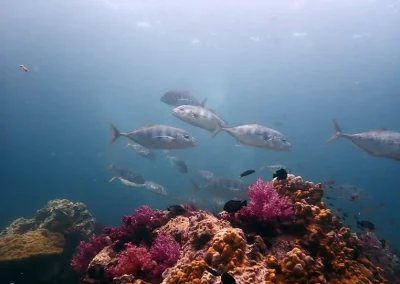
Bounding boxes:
[240,179,294,221]
[150,232,180,276]
[111,243,154,277]
[71,234,107,273]
[103,205,167,246]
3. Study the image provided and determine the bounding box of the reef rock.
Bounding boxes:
[0,229,66,283]
[0,199,95,284]
[0,198,95,238]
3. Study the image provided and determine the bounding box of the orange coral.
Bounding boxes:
[204,228,247,271]
[163,259,208,284]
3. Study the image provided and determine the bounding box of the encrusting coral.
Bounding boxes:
[74,175,397,284]
[0,229,65,262]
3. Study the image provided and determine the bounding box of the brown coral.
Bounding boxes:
[0,229,65,262]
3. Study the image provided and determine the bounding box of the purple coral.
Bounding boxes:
[104,205,167,246]
[71,234,107,273]
[150,232,180,276]
[123,205,166,233]
[359,231,400,281]
[240,179,294,221]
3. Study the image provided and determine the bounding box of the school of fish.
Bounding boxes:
[106,90,400,208]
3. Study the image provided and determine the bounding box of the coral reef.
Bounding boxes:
[76,175,397,283]
[0,199,95,284]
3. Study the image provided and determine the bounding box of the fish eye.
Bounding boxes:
[183,134,190,139]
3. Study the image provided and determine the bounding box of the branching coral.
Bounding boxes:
[111,244,154,278]
[241,179,294,221]
[72,206,167,273]
[220,179,294,236]
[71,234,108,273]
[108,205,167,245]
[150,232,180,277]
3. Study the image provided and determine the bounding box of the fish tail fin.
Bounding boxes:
[211,124,222,139]
[201,98,207,107]
[108,121,121,144]
[327,119,342,144]
[109,176,117,182]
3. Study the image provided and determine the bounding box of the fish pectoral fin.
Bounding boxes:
[262,136,272,143]
[362,147,377,156]
[109,177,118,182]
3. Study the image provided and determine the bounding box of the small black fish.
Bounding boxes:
[221,272,236,284]
[325,196,336,200]
[273,168,288,180]
[167,205,186,216]
[357,220,375,231]
[329,203,334,206]
[223,200,247,213]
[239,169,255,178]
[379,239,387,249]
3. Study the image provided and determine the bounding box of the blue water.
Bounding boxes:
[1,0,400,249]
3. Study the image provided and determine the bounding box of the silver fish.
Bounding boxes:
[192,178,249,199]
[110,177,168,196]
[213,124,292,151]
[161,90,207,107]
[166,155,188,173]
[172,105,229,137]
[108,164,145,185]
[109,122,196,150]
[109,176,145,188]
[327,120,400,161]
[144,181,168,196]
[195,170,215,182]
[126,143,156,160]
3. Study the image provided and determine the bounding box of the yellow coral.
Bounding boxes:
[204,228,247,271]
[163,259,207,284]
[0,229,65,261]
